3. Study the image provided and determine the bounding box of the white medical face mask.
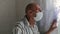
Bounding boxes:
[34,12,43,21]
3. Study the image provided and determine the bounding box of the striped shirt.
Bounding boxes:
[13,17,40,34]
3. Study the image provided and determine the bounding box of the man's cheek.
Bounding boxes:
[29,14,34,17]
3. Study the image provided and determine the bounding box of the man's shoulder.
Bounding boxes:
[16,20,24,27]
[16,17,26,27]
[17,18,24,23]
[16,17,26,28]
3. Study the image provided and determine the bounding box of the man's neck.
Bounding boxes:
[25,15,35,27]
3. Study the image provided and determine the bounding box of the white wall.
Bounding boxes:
[0,0,16,34]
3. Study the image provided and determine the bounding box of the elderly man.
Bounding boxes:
[13,3,57,34]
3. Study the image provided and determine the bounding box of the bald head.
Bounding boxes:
[25,3,40,13]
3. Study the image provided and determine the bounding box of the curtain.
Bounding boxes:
[31,0,58,34]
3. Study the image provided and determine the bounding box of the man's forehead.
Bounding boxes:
[33,5,41,10]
